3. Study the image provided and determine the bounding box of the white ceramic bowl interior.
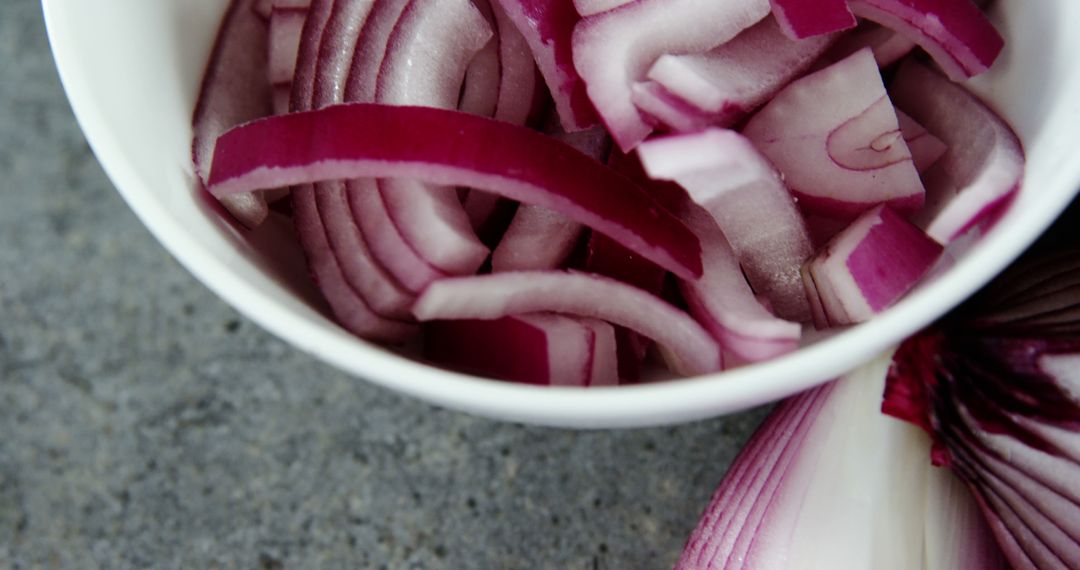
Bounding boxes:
[43,0,1080,428]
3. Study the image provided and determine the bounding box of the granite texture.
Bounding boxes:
[0,1,769,568]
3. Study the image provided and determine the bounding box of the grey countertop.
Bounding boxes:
[0,1,767,568]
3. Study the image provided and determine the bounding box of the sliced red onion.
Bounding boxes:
[769,0,855,39]
[638,128,813,322]
[423,314,602,386]
[807,205,943,325]
[572,0,770,151]
[490,2,542,125]
[572,0,632,17]
[644,16,836,130]
[679,206,802,363]
[209,103,704,279]
[890,59,1024,245]
[335,0,438,291]
[492,0,598,131]
[375,0,493,276]
[678,354,1005,569]
[412,271,721,375]
[743,48,925,219]
[848,0,1004,81]
[826,22,917,68]
[459,38,501,117]
[268,5,307,86]
[192,0,272,229]
[288,0,425,326]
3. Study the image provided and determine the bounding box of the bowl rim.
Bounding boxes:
[41,0,1080,428]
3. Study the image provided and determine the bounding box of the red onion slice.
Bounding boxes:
[644,16,836,130]
[582,319,619,386]
[375,0,493,276]
[491,2,542,125]
[192,0,272,229]
[638,129,813,322]
[680,206,802,363]
[412,271,721,375]
[493,0,598,131]
[890,59,1024,245]
[209,103,704,279]
[743,48,925,218]
[254,0,274,19]
[769,0,855,39]
[848,0,1004,81]
[572,0,770,151]
[808,205,943,325]
[423,314,599,386]
[896,109,948,174]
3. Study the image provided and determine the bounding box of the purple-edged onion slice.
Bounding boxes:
[742,48,925,219]
[769,0,855,40]
[412,271,721,375]
[208,103,704,280]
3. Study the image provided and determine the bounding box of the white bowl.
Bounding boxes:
[44,0,1080,428]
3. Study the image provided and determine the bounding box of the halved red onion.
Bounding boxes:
[742,48,925,219]
[826,22,917,68]
[848,0,1004,81]
[572,0,632,17]
[412,271,721,375]
[209,103,704,280]
[644,15,836,130]
[492,0,598,131]
[638,129,813,322]
[267,5,307,87]
[678,354,1004,569]
[423,314,608,386]
[807,205,943,326]
[769,0,855,39]
[192,0,272,229]
[375,0,493,276]
[572,0,770,150]
[890,59,1024,245]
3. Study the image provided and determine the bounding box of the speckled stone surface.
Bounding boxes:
[0,1,769,568]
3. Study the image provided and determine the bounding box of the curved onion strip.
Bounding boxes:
[493,0,598,131]
[412,271,721,375]
[639,129,813,322]
[645,16,836,129]
[890,60,1024,245]
[459,39,501,117]
[192,0,272,229]
[267,6,307,86]
[337,0,443,292]
[491,2,541,125]
[375,0,493,275]
[571,0,770,151]
[849,0,1004,81]
[209,103,704,280]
